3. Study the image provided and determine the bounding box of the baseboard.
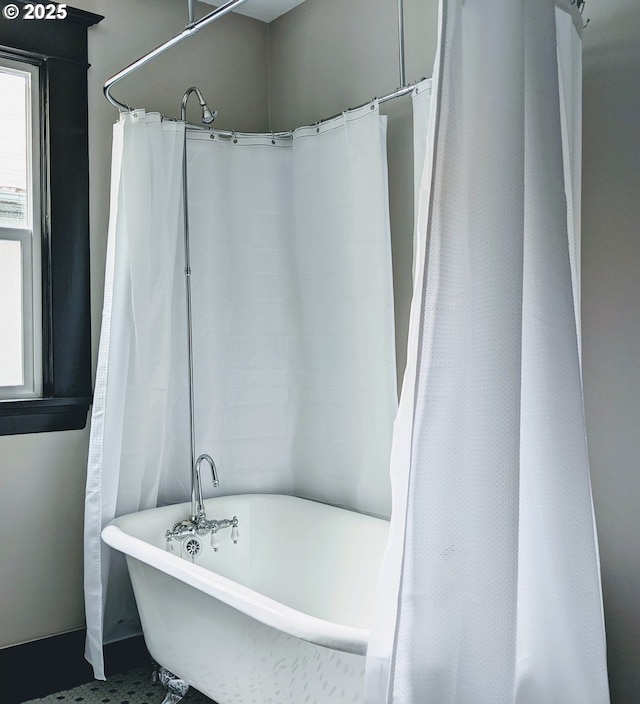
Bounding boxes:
[0,630,151,703]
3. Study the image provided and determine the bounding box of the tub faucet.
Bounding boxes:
[166,453,238,558]
[192,453,219,522]
[165,514,239,557]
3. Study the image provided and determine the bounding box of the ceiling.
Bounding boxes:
[200,0,308,23]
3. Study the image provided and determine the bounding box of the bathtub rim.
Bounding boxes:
[101,494,376,656]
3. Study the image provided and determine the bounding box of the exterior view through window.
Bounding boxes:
[0,57,42,399]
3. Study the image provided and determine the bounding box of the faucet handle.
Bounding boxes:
[231,517,239,544]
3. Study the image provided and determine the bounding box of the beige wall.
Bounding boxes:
[0,0,269,649]
[582,1,640,701]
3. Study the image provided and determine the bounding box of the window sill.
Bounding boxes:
[0,397,91,435]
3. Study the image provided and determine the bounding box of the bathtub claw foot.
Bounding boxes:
[157,666,189,704]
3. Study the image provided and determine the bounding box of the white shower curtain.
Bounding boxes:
[84,112,186,679]
[185,103,396,516]
[84,105,396,678]
[365,1,609,703]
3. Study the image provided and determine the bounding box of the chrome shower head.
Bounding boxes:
[201,104,217,124]
[181,86,217,125]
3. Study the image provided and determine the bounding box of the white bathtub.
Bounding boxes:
[102,494,389,704]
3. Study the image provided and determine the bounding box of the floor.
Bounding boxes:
[22,667,215,704]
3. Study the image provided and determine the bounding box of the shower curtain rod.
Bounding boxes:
[172,78,428,141]
[104,0,250,111]
[104,0,417,122]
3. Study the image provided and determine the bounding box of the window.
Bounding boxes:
[0,3,102,435]
[0,57,42,399]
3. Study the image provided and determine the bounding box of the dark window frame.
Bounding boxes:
[0,2,103,435]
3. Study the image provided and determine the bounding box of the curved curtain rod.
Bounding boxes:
[159,78,427,143]
[104,0,410,114]
[104,0,250,111]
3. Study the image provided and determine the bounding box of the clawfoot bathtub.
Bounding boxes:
[102,494,389,704]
